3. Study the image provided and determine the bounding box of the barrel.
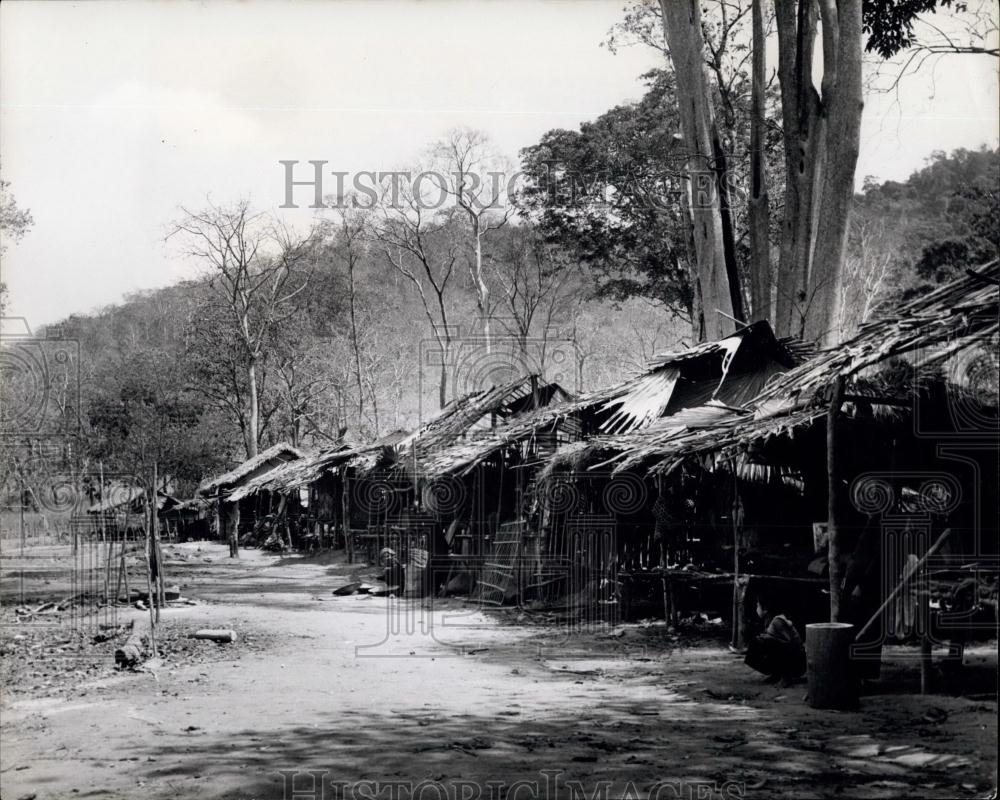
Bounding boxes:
[806,622,858,709]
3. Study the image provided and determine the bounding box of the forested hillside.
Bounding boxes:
[15,143,991,496]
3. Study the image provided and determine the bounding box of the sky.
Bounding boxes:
[1,0,997,331]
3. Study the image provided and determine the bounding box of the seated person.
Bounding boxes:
[744,590,806,685]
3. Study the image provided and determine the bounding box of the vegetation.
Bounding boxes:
[2,1,996,493]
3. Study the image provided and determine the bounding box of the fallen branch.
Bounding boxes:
[189,629,237,644]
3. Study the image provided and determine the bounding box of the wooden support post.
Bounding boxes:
[827,377,846,622]
[227,500,240,558]
[662,573,673,627]
[920,633,933,694]
[143,494,157,656]
[115,534,129,603]
[342,472,353,564]
[152,462,166,621]
[731,462,743,649]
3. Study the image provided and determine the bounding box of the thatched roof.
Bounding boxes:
[226,442,355,500]
[585,262,1000,476]
[87,486,144,513]
[419,321,806,477]
[421,264,998,480]
[225,377,571,499]
[197,442,305,496]
[404,374,571,456]
[755,261,999,407]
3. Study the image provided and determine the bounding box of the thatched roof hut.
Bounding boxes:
[196,442,305,498]
[420,320,807,477]
[585,261,999,477]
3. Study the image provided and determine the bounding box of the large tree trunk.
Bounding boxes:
[774,0,821,338]
[659,0,740,342]
[773,0,863,345]
[749,0,772,322]
[806,0,863,346]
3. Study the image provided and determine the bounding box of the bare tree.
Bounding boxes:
[430,128,515,352]
[486,226,584,374]
[367,177,463,409]
[169,200,313,458]
[836,216,894,339]
[320,201,371,431]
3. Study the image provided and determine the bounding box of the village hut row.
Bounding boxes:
[191,263,999,655]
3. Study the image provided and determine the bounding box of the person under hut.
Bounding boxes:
[744,589,807,685]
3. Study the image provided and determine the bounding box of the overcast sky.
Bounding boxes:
[1,0,997,331]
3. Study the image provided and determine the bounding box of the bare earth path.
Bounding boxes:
[1,542,996,800]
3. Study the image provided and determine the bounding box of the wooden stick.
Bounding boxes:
[100,462,112,603]
[153,462,165,622]
[854,527,952,642]
[827,376,845,621]
[731,462,742,650]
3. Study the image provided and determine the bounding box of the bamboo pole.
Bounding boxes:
[100,462,112,603]
[342,471,353,563]
[731,462,743,650]
[152,462,165,621]
[827,377,846,622]
[854,527,952,642]
[143,489,157,656]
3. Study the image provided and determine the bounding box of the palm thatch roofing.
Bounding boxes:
[403,374,572,456]
[582,262,1000,476]
[755,261,999,407]
[225,376,570,499]
[197,442,305,497]
[226,441,355,500]
[420,264,998,480]
[419,321,805,477]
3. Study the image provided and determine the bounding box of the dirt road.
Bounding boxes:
[1,542,996,799]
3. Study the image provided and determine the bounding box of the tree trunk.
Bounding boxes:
[805,0,863,346]
[774,0,821,338]
[247,357,259,459]
[475,236,491,353]
[659,0,740,342]
[749,0,772,321]
[773,0,862,345]
[348,258,365,426]
[438,340,449,409]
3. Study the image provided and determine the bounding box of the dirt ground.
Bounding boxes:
[1,541,996,800]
